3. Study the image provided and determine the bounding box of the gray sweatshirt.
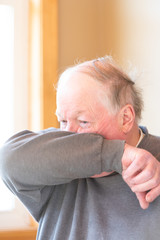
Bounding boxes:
[0,127,160,240]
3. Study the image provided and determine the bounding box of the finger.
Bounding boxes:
[131,166,160,192]
[130,164,156,185]
[146,184,160,203]
[131,176,158,193]
[136,192,149,209]
[122,172,139,188]
[123,159,146,180]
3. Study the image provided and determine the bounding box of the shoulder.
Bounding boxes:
[138,126,160,161]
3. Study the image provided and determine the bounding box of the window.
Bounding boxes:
[0,4,15,212]
[0,0,30,229]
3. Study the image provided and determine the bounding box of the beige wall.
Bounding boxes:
[58,0,113,72]
[58,0,160,135]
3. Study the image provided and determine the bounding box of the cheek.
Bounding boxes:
[77,126,97,134]
[95,118,122,139]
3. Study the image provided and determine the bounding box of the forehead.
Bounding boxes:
[56,70,108,115]
[57,69,104,95]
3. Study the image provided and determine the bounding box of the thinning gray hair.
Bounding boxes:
[58,56,144,122]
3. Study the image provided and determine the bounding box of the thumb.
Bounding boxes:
[136,192,149,209]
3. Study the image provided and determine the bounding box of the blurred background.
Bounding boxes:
[0,0,160,239]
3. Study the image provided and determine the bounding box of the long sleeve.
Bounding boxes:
[0,128,124,203]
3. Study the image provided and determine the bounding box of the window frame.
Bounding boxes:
[0,0,30,230]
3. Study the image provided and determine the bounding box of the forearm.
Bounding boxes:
[0,128,124,191]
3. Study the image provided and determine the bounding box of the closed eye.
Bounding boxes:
[80,121,88,124]
[79,120,91,129]
[59,120,67,129]
[61,120,67,123]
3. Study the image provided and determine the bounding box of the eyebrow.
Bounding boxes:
[55,110,86,118]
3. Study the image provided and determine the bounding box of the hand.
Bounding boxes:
[91,171,114,178]
[122,144,160,209]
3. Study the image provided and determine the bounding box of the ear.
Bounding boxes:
[118,104,135,134]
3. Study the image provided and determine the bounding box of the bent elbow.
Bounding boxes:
[0,143,15,181]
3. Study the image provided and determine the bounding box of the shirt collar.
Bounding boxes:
[136,127,145,147]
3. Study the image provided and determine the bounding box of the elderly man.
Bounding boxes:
[0,56,160,239]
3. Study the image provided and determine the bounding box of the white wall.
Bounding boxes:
[113,0,160,135]
[58,0,160,135]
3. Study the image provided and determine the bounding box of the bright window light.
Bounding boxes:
[0,4,15,212]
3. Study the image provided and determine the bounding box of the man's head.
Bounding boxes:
[56,56,143,143]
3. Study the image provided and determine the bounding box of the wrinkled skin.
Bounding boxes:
[56,69,160,209]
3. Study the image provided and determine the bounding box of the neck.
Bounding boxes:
[125,123,140,147]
